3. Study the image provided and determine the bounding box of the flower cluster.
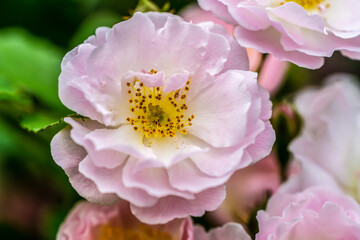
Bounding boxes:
[49,1,360,239]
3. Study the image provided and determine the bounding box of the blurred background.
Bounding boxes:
[0,0,359,239]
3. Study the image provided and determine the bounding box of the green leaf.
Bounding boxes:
[0,75,32,109]
[75,0,101,12]
[132,0,171,14]
[70,11,121,48]
[0,28,64,110]
[0,74,17,95]
[0,116,48,161]
[20,112,62,133]
[20,113,84,133]
[134,0,161,12]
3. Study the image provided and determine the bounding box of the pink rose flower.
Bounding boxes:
[290,74,360,201]
[51,12,275,224]
[256,186,360,240]
[57,201,193,240]
[194,222,251,240]
[199,0,360,69]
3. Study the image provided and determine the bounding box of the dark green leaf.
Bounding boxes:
[0,28,64,110]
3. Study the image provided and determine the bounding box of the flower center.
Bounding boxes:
[283,0,327,11]
[126,70,194,139]
[98,223,173,240]
[98,224,124,240]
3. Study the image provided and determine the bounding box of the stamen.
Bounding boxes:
[282,0,328,11]
[125,72,194,139]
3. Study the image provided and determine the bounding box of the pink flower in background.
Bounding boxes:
[194,222,251,240]
[58,201,251,240]
[256,186,360,240]
[57,201,193,240]
[207,153,281,225]
[199,0,360,69]
[51,12,275,224]
[290,74,360,201]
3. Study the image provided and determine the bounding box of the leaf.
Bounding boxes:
[134,0,161,13]
[75,0,101,12]
[0,116,48,161]
[70,11,121,48]
[20,113,84,133]
[0,74,17,95]
[0,28,64,110]
[132,0,171,14]
[0,75,32,110]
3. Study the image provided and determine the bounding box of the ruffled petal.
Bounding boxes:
[79,156,157,207]
[130,186,226,224]
[234,25,324,69]
[122,158,195,199]
[51,128,119,204]
[168,159,231,192]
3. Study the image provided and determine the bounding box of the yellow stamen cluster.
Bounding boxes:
[99,223,173,240]
[125,71,194,139]
[282,0,330,11]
